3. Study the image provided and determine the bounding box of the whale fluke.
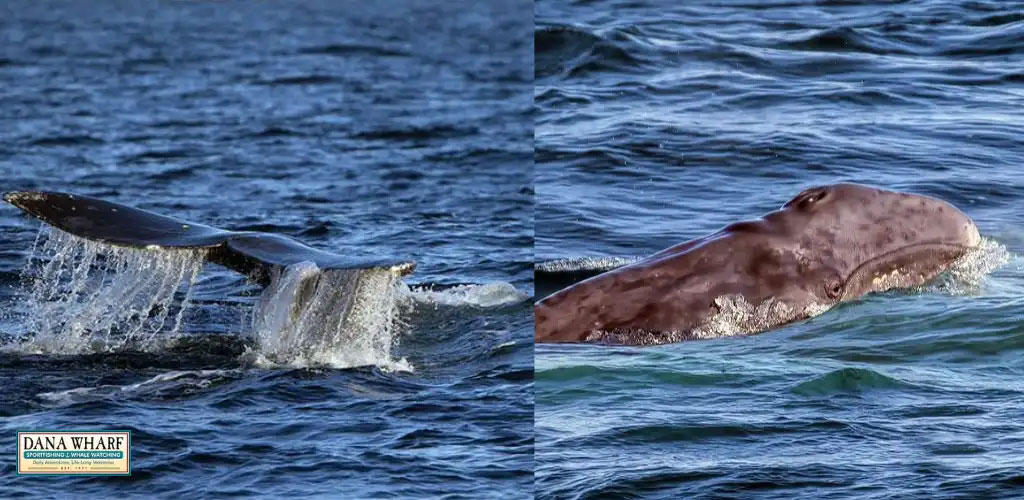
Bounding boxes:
[3,191,415,283]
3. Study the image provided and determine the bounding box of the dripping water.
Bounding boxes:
[15,225,205,354]
[9,225,518,371]
[246,261,412,371]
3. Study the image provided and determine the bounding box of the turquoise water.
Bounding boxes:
[536,0,1024,497]
[537,272,1024,497]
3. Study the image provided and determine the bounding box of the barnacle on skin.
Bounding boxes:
[588,295,832,346]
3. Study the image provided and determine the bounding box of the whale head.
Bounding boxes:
[769,183,980,306]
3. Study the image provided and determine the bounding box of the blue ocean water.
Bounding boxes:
[536,0,1024,498]
[0,1,533,498]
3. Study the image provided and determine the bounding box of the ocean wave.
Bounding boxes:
[405,282,529,308]
[791,367,913,396]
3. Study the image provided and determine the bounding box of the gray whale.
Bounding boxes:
[535,183,981,345]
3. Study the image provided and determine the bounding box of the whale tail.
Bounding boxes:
[3,191,415,284]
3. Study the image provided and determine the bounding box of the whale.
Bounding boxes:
[4,191,419,356]
[3,191,415,284]
[535,183,982,345]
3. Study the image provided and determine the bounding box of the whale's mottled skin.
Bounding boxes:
[535,184,981,345]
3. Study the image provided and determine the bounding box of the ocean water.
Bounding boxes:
[536,0,1024,498]
[0,1,533,498]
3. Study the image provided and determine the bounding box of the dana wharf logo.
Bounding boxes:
[17,431,131,475]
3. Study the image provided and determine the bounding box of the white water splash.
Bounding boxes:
[8,226,513,372]
[689,296,830,341]
[589,295,830,345]
[928,237,1011,295]
[11,226,205,354]
[404,282,528,308]
[245,261,412,372]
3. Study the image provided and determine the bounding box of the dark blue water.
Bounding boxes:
[536,0,1024,498]
[0,1,533,498]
